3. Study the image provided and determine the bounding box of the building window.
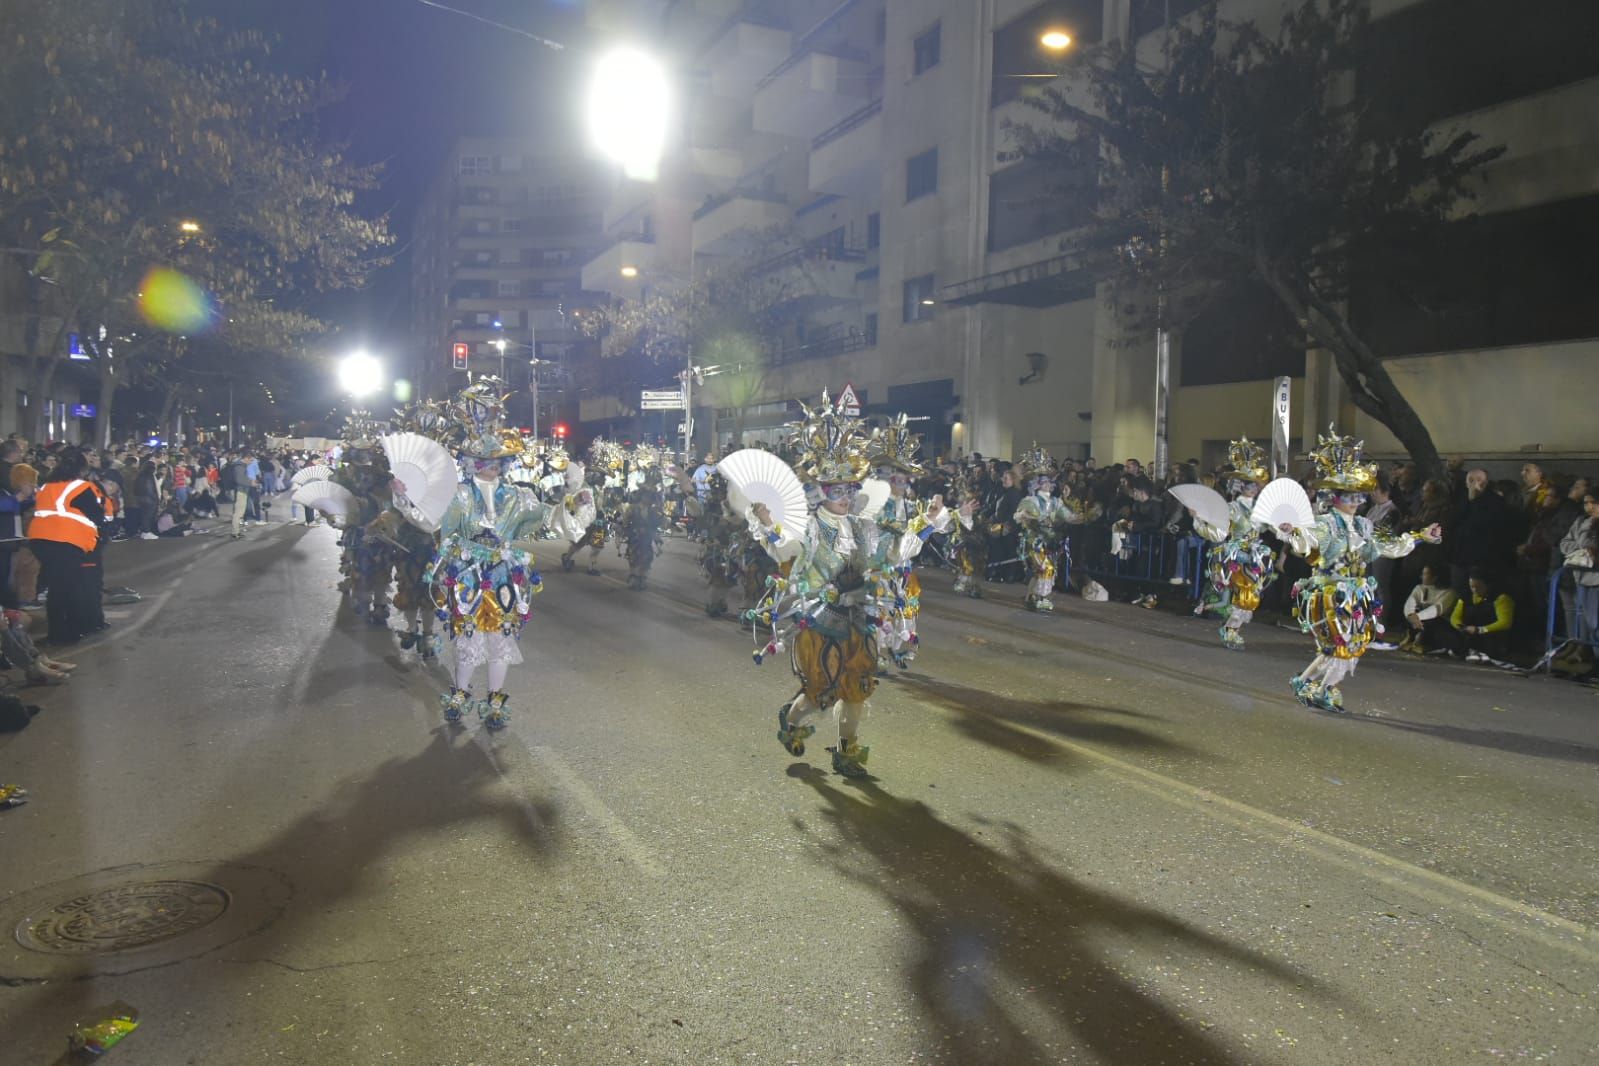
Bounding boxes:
[903,274,937,322]
[475,312,493,325]
[914,23,942,75]
[470,250,493,265]
[992,1,1104,108]
[499,248,521,265]
[867,212,881,249]
[906,148,938,202]
[459,155,491,176]
[864,313,879,346]
[497,280,522,298]
[540,248,573,267]
[502,218,524,234]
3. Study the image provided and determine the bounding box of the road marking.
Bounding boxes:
[929,704,1597,962]
[518,741,666,878]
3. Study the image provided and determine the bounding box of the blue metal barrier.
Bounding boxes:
[1545,566,1599,663]
[1079,531,1207,600]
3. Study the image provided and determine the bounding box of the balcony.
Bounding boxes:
[690,192,792,255]
[753,243,865,314]
[581,238,659,294]
[752,49,870,139]
[700,3,791,99]
[808,100,883,199]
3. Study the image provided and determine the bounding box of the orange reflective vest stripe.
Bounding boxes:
[30,479,99,552]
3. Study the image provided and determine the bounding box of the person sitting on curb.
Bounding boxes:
[1446,568,1515,664]
[1399,564,1457,654]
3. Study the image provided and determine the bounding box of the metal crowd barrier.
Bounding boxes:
[1542,565,1599,669]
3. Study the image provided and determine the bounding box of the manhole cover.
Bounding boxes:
[0,861,292,981]
[16,879,230,955]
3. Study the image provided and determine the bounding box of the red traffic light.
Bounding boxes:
[451,342,469,370]
[552,423,569,439]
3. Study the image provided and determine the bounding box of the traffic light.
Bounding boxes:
[553,422,569,440]
[451,342,468,371]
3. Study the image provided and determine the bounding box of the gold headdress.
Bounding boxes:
[785,391,871,484]
[1224,437,1270,483]
[342,410,382,451]
[867,413,926,477]
[446,378,523,459]
[1017,442,1057,486]
[1309,425,1378,493]
[588,437,625,472]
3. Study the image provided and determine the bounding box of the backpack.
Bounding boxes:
[226,461,251,488]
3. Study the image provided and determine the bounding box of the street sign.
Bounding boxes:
[838,382,861,417]
[452,342,469,371]
[1271,376,1292,478]
[68,333,90,361]
[71,404,96,418]
[641,388,685,411]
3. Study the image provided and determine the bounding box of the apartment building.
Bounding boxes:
[579,0,1599,465]
[410,138,612,428]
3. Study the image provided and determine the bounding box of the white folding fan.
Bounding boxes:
[1167,483,1229,532]
[291,480,358,520]
[1252,477,1315,531]
[380,432,459,529]
[718,448,807,531]
[853,478,891,521]
[290,464,333,488]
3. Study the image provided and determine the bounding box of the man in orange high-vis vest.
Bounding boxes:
[29,450,103,646]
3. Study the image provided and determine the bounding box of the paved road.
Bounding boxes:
[0,515,1594,1064]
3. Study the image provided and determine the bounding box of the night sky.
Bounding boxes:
[191,0,596,417]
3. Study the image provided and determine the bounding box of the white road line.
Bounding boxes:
[928,704,1597,962]
[513,740,666,879]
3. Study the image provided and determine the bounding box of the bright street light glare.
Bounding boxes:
[1040,30,1073,50]
[337,350,384,398]
[620,265,639,278]
[587,47,672,182]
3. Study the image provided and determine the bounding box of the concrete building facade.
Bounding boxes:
[576,0,1599,466]
[410,138,612,429]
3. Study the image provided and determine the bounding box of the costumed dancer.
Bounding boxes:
[949,466,989,598]
[1193,438,1276,651]
[695,472,743,617]
[561,439,621,575]
[741,396,950,778]
[428,381,555,731]
[1013,446,1090,613]
[866,415,965,668]
[620,461,665,590]
[333,417,397,623]
[1277,428,1440,713]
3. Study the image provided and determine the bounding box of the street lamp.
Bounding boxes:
[587,47,672,182]
[619,265,639,278]
[1040,30,1073,50]
[337,350,384,399]
[178,219,202,234]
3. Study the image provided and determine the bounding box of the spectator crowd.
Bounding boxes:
[0,434,316,712]
[900,452,1599,676]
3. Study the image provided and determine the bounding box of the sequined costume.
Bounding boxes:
[870,494,927,668]
[1279,428,1438,712]
[742,398,949,778]
[620,479,665,590]
[429,380,555,731]
[333,449,397,623]
[1193,439,1276,651]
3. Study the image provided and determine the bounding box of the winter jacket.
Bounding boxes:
[1449,490,1517,568]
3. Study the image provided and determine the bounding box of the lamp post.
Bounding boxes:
[586,47,673,182]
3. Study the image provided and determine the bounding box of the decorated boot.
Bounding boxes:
[1219,624,1245,651]
[482,690,511,731]
[440,686,469,723]
[829,738,870,778]
[777,703,815,756]
[1289,675,1320,708]
[561,552,576,572]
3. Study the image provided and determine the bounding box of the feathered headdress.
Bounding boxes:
[785,390,871,484]
[1309,425,1378,493]
[1224,437,1270,483]
[342,410,382,451]
[867,413,926,477]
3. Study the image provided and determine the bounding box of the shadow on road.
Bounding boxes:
[792,772,1326,1064]
[900,675,1200,767]
[5,731,563,1052]
[1350,714,1599,766]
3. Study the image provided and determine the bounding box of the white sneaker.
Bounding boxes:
[1369,641,1398,651]
[139,532,159,540]
[1465,650,1487,663]
[1168,576,1187,585]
